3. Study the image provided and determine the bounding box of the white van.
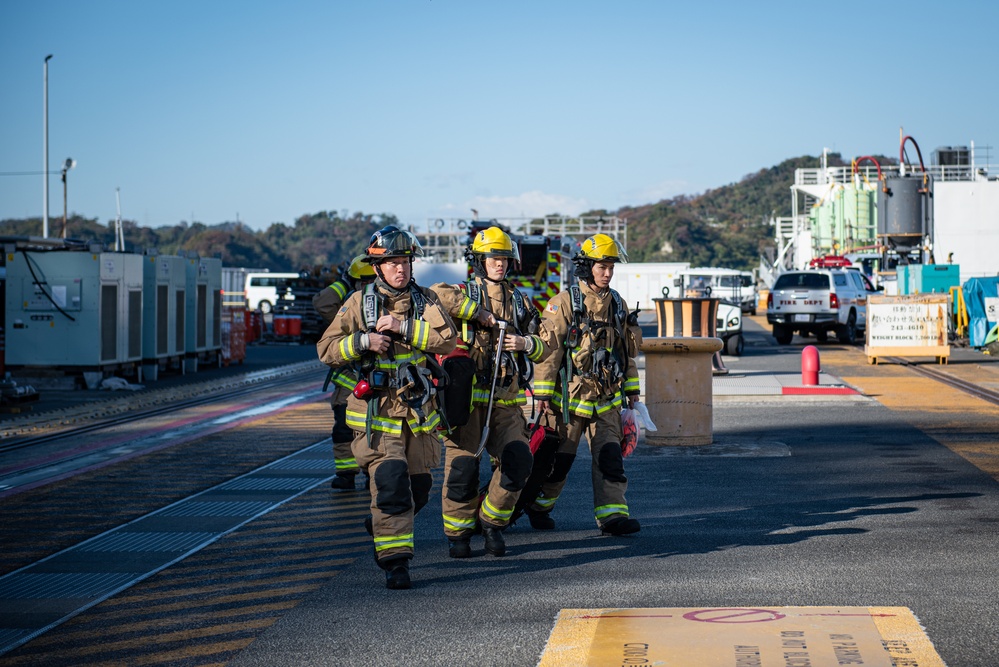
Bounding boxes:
[244,272,298,313]
[677,268,757,315]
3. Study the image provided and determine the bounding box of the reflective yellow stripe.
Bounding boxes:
[330,369,357,390]
[409,410,441,434]
[373,350,427,370]
[346,410,404,436]
[458,297,477,320]
[334,457,359,471]
[347,408,439,434]
[535,496,558,509]
[595,394,625,414]
[410,320,430,349]
[374,533,414,551]
[623,378,640,393]
[443,514,477,532]
[330,281,348,300]
[594,504,629,520]
[481,495,512,522]
[471,390,528,407]
[527,335,545,361]
[552,392,623,418]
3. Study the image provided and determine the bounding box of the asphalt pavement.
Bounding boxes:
[227,319,999,667]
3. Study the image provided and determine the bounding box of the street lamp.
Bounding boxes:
[43,54,53,238]
[61,158,76,238]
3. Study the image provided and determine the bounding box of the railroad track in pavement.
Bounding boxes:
[881,355,999,407]
[0,360,324,451]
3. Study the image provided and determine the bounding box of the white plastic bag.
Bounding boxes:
[632,401,657,432]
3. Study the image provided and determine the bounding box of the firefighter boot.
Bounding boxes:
[526,507,555,530]
[330,473,356,490]
[382,557,412,590]
[482,524,506,557]
[448,537,472,559]
[601,516,641,536]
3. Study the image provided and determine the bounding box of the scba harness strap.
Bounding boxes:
[459,280,535,341]
[566,284,630,383]
[359,282,443,422]
[363,282,427,332]
[460,279,537,388]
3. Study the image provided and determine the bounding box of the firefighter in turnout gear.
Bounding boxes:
[317,226,457,589]
[526,233,643,536]
[314,256,376,491]
[430,227,554,558]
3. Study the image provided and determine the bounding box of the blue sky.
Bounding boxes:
[2,1,996,233]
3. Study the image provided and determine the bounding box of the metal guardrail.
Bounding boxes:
[413,215,627,264]
[794,164,994,186]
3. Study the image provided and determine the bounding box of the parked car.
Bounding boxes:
[766,268,878,345]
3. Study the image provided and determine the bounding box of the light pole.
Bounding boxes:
[43,54,53,238]
[61,158,76,238]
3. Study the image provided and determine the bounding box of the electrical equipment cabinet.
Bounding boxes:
[5,250,144,369]
[183,255,222,372]
[141,254,187,380]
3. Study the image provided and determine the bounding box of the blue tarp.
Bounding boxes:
[963,277,999,347]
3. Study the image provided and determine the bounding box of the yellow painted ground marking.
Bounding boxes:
[820,347,999,482]
[538,606,945,667]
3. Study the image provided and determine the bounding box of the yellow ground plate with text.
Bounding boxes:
[538,606,944,667]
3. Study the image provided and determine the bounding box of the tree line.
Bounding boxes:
[1,153,861,272]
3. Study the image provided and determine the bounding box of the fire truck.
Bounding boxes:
[412,215,628,311]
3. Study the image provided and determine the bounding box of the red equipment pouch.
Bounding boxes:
[620,408,639,457]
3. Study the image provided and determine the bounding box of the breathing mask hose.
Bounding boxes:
[474,320,507,458]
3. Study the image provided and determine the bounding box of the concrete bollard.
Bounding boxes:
[801,345,820,386]
[641,336,723,446]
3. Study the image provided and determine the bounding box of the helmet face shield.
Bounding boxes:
[365,228,425,262]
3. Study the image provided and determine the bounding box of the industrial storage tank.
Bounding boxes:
[141,253,187,381]
[877,174,931,259]
[183,255,222,372]
[4,248,144,385]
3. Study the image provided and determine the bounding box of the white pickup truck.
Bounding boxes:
[766,268,878,345]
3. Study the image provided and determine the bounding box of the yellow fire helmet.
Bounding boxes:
[469,226,520,261]
[578,233,629,263]
[346,255,376,280]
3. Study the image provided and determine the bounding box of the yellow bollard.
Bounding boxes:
[641,337,722,446]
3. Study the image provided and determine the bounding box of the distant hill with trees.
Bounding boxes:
[2,152,878,272]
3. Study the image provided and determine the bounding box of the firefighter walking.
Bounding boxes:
[430,227,554,558]
[313,256,375,491]
[317,226,457,589]
[526,233,643,536]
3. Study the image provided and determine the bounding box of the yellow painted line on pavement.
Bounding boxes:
[819,347,999,481]
[538,606,945,667]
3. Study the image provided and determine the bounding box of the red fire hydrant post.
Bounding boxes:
[801,345,820,386]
